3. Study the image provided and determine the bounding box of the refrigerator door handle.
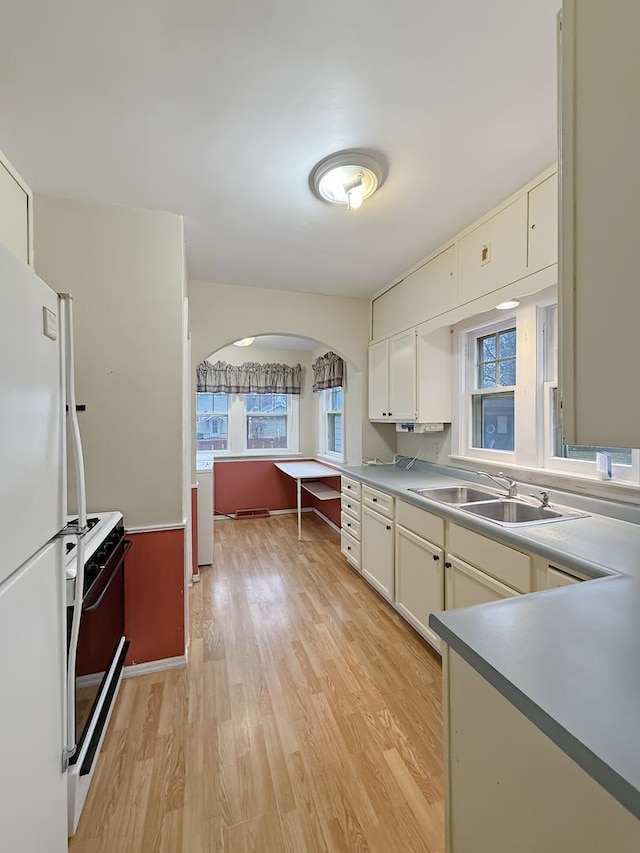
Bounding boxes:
[60,294,89,771]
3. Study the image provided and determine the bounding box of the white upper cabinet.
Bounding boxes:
[458,196,529,305]
[0,152,31,266]
[372,244,458,341]
[368,330,416,422]
[388,328,417,421]
[527,173,558,273]
[416,325,452,423]
[368,338,390,420]
[559,1,640,447]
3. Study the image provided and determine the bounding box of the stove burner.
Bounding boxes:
[66,517,100,553]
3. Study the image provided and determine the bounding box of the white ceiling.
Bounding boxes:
[0,1,559,298]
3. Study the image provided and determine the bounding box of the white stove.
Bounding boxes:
[64,511,123,605]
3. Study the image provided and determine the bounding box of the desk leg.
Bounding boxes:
[297,478,302,540]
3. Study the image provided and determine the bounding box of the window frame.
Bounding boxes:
[458,316,518,464]
[195,392,230,457]
[195,391,299,461]
[318,385,345,462]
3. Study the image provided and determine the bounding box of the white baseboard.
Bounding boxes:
[313,508,341,534]
[214,507,313,521]
[123,654,186,678]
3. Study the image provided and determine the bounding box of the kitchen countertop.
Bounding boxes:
[340,461,640,819]
[343,463,640,581]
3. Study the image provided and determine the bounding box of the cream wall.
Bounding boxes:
[34,195,185,528]
[189,279,396,466]
[205,344,314,456]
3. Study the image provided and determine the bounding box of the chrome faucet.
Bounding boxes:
[529,490,551,508]
[476,471,518,499]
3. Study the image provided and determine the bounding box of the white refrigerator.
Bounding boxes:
[0,241,87,851]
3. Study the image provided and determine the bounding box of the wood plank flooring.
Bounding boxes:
[70,513,444,852]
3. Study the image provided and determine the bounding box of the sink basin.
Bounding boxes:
[461,499,583,527]
[410,485,499,504]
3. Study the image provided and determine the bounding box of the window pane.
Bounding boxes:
[479,334,496,362]
[498,329,516,358]
[328,413,342,453]
[196,393,213,413]
[246,415,287,449]
[329,386,342,411]
[472,392,514,451]
[499,358,516,387]
[245,393,287,414]
[196,393,227,413]
[195,414,228,452]
[480,362,496,389]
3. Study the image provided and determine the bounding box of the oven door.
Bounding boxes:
[70,538,131,766]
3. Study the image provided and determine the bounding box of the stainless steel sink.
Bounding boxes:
[460,499,586,527]
[409,485,499,504]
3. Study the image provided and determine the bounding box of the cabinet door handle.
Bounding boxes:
[433,554,440,561]
[386,525,391,530]
[445,561,452,568]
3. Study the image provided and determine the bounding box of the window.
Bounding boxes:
[196,392,298,461]
[319,386,343,459]
[469,324,516,452]
[196,393,229,453]
[244,393,289,450]
[542,304,637,478]
[454,291,640,483]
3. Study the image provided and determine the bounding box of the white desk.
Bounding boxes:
[275,461,341,540]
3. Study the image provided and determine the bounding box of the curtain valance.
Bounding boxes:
[312,351,345,392]
[196,360,302,394]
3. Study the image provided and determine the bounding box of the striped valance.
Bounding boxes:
[196,360,302,395]
[312,351,345,392]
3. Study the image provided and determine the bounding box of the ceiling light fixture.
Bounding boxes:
[496,300,520,310]
[310,151,384,211]
[233,337,255,347]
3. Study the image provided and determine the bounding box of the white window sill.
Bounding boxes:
[316,453,345,465]
[448,454,640,494]
[212,451,303,462]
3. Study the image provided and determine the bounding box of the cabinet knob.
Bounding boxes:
[445,561,452,568]
[386,525,391,530]
[433,554,440,561]
[531,222,537,230]
[347,546,351,551]
[382,412,387,417]
[347,522,351,527]
[372,497,378,503]
[388,412,393,416]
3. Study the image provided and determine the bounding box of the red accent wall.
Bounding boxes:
[214,459,342,527]
[191,486,199,578]
[124,527,185,665]
[214,459,299,515]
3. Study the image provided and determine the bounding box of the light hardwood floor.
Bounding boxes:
[70,513,444,852]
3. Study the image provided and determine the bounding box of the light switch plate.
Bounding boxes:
[43,306,58,341]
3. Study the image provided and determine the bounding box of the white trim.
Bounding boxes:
[125,520,186,534]
[214,507,314,521]
[123,654,187,678]
[312,507,341,534]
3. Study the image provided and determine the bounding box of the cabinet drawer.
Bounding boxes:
[396,499,444,547]
[341,511,361,541]
[447,523,531,593]
[341,530,361,569]
[341,496,361,520]
[362,485,395,519]
[445,555,520,610]
[548,566,582,589]
[341,476,362,500]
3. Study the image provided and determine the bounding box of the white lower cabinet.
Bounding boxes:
[395,524,444,650]
[361,505,395,601]
[547,565,582,589]
[445,554,519,609]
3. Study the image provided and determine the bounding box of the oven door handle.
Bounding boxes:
[83,540,132,613]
